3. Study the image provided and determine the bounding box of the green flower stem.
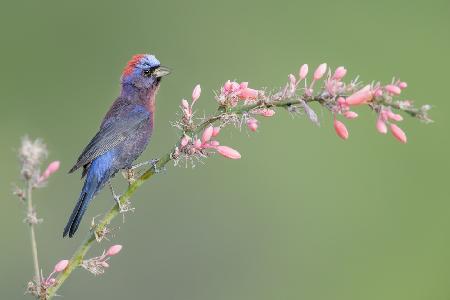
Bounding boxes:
[27,180,41,296]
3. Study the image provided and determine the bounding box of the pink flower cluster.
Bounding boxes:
[81,244,123,276]
[175,125,241,160]
[330,75,410,143]
[41,259,69,288]
[217,81,261,107]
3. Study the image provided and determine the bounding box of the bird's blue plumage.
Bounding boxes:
[64,150,116,237]
[63,54,169,238]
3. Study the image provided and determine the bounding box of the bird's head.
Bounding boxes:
[121,54,170,89]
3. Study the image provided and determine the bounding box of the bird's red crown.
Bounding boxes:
[122,54,145,76]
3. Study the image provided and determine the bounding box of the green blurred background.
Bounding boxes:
[1,0,449,299]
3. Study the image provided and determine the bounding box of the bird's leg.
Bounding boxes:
[108,181,122,208]
[108,181,135,216]
[122,169,136,186]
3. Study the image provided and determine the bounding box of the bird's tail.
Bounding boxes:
[63,179,98,238]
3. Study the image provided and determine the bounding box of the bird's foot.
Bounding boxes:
[108,182,127,212]
[122,169,136,186]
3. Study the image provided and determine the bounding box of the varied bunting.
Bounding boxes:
[63,54,170,238]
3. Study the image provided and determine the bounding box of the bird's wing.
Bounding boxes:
[68,106,150,174]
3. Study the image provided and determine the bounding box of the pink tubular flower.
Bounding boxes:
[343,111,358,119]
[399,81,408,89]
[313,63,327,80]
[376,118,388,134]
[253,108,275,117]
[299,64,308,80]
[40,160,60,182]
[180,135,190,148]
[346,85,373,105]
[53,259,69,273]
[209,140,220,147]
[385,84,401,95]
[46,278,56,286]
[238,87,259,100]
[106,245,123,256]
[288,74,296,86]
[387,111,403,122]
[223,80,232,92]
[181,99,189,109]
[332,66,347,80]
[193,139,202,149]
[216,146,241,159]
[334,119,349,140]
[202,126,214,144]
[390,124,407,143]
[246,118,258,132]
[212,127,221,137]
[192,84,201,103]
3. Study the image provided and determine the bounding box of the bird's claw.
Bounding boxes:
[122,169,136,185]
[108,181,129,213]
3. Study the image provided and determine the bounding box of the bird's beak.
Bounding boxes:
[154,66,171,77]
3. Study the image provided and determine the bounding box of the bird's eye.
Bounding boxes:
[142,69,152,77]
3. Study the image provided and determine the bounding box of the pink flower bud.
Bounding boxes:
[193,139,202,149]
[253,108,275,117]
[387,111,403,122]
[376,118,388,134]
[374,89,383,97]
[240,82,248,89]
[231,81,240,92]
[380,109,389,121]
[238,88,259,100]
[337,97,346,105]
[346,85,373,105]
[192,84,201,103]
[209,140,220,147]
[212,127,221,137]
[106,244,123,256]
[313,63,327,80]
[100,261,110,268]
[53,259,69,273]
[181,99,189,109]
[183,108,191,118]
[46,278,56,286]
[40,161,60,181]
[399,82,408,89]
[390,124,407,143]
[299,64,309,80]
[385,84,401,95]
[180,136,190,148]
[343,111,358,119]
[216,146,241,159]
[202,126,214,144]
[223,80,232,92]
[334,119,349,140]
[332,66,347,80]
[288,74,296,86]
[246,118,258,132]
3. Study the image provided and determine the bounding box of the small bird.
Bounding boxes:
[63,54,170,238]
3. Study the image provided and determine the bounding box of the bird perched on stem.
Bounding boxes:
[63,54,170,238]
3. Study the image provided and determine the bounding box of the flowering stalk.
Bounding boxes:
[15,137,63,299]
[26,180,41,292]
[46,64,431,298]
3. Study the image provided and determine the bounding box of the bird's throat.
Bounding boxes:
[121,82,160,114]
